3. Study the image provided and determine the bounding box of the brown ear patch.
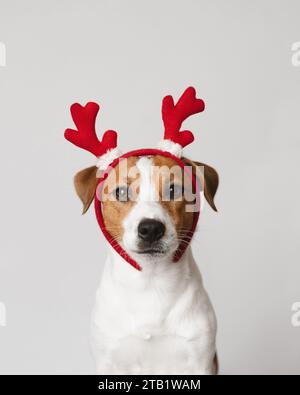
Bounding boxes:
[74,166,99,214]
[183,158,219,212]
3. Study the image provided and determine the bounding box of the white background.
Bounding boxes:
[0,0,299,374]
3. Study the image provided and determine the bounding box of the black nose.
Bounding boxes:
[138,219,166,243]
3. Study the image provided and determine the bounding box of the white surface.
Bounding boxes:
[0,0,299,374]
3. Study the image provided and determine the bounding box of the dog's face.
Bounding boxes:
[101,155,196,262]
[74,155,218,264]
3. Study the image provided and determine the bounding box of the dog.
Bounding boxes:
[73,154,219,375]
[65,87,219,374]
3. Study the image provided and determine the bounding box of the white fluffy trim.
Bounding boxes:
[157,139,183,158]
[95,147,122,170]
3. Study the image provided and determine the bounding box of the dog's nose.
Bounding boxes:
[138,219,166,243]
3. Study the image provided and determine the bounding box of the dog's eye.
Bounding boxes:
[164,184,184,201]
[114,186,130,202]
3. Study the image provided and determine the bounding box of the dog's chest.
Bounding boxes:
[92,285,214,375]
[95,274,183,337]
[91,254,216,374]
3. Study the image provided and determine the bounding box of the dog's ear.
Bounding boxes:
[74,166,100,214]
[183,158,219,212]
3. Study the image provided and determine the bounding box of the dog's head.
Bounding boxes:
[73,154,218,266]
[65,87,218,269]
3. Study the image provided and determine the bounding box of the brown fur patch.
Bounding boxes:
[213,353,219,375]
[152,155,195,241]
[101,156,140,242]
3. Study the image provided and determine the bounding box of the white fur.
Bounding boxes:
[91,157,217,375]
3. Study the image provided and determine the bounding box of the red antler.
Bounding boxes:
[64,102,117,157]
[162,86,205,148]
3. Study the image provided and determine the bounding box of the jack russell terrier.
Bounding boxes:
[65,87,219,375]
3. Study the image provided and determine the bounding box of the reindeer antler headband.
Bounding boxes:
[65,87,205,271]
[64,87,205,168]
